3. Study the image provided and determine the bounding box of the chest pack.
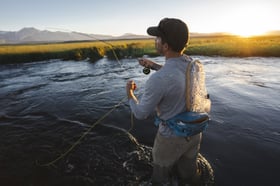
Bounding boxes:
[154,59,211,137]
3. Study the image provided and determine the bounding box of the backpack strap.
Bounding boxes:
[185,59,205,112]
[185,60,194,112]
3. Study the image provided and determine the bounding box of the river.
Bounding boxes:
[0,56,279,186]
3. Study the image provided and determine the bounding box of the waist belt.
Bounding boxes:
[154,112,209,137]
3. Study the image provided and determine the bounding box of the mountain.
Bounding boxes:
[0,27,150,44]
[1,27,279,44]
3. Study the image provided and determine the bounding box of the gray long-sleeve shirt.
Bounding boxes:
[129,55,192,136]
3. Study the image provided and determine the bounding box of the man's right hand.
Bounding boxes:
[138,58,155,68]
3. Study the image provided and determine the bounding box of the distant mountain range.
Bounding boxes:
[0,27,279,44]
[0,27,151,44]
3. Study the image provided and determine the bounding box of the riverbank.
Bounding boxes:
[0,35,280,64]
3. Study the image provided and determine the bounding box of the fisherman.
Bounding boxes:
[126,18,211,185]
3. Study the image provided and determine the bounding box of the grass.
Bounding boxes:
[0,35,279,64]
[186,35,280,57]
[0,39,155,64]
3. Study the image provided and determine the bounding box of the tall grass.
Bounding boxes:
[186,35,280,57]
[0,36,279,64]
[0,40,155,64]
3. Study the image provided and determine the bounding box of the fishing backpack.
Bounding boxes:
[155,59,211,137]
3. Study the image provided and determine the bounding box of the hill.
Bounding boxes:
[1,27,280,45]
[0,27,150,44]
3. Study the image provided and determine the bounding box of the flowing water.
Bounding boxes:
[0,56,279,185]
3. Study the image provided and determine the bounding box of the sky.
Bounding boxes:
[1,0,280,37]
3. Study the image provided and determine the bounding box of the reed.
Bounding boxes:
[0,36,279,64]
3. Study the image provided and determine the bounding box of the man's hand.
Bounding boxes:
[138,58,155,68]
[138,58,162,71]
[126,80,137,100]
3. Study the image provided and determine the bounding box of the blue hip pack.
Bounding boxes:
[154,112,209,137]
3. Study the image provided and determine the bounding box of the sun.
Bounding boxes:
[225,4,271,37]
[231,22,265,37]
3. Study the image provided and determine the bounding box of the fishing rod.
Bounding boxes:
[46,27,123,68]
[74,30,154,75]
[47,27,152,74]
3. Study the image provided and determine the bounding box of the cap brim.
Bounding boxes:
[147,26,160,36]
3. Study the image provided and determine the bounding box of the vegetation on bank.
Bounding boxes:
[0,40,156,64]
[0,35,279,64]
[187,35,280,57]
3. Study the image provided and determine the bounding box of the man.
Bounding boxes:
[126,18,209,185]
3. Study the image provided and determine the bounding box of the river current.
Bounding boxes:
[0,56,279,185]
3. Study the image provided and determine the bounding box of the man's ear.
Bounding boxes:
[163,43,169,50]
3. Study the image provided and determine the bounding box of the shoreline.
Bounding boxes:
[1,36,280,64]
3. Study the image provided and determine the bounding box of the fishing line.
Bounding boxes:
[45,27,123,68]
[38,28,140,167]
[39,96,131,167]
[81,33,123,68]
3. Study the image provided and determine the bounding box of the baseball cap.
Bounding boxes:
[147,18,189,52]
